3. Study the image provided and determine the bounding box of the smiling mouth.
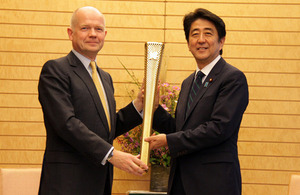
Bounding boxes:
[197,47,208,50]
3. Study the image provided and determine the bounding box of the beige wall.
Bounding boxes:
[0,0,299,194]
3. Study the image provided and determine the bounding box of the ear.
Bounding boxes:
[219,37,225,50]
[67,28,73,41]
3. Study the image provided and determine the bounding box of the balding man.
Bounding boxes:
[38,6,148,195]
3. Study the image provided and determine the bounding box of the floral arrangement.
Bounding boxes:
[116,60,180,167]
[160,83,180,118]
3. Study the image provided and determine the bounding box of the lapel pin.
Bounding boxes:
[204,78,213,88]
[204,82,209,88]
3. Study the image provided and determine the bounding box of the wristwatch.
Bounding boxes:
[107,150,114,162]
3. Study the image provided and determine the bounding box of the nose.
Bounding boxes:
[197,34,205,43]
[89,28,96,36]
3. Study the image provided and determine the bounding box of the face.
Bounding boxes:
[67,8,107,60]
[188,18,225,69]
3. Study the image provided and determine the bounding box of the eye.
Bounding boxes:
[204,31,213,36]
[191,32,199,37]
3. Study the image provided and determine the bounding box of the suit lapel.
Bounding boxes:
[180,58,226,128]
[176,73,194,131]
[185,81,207,120]
[67,52,111,133]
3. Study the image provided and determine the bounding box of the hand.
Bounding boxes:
[133,80,160,112]
[144,133,167,150]
[133,82,145,112]
[108,149,148,176]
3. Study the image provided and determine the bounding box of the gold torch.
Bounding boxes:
[140,42,165,166]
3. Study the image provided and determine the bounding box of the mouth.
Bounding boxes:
[86,41,100,44]
[197,47,208,51]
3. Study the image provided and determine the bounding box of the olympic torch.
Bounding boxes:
[140,42,165,166]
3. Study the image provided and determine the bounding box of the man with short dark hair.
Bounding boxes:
[145,8,249,195]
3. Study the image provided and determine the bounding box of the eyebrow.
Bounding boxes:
[191,27,214,33]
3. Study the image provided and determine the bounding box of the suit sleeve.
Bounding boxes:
[115,102,143,138]
[38,60,112,165]
[157,70,249,158]
[153,105,176,134]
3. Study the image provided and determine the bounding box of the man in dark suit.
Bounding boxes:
[38,6,148,195]
[145,8,249,195]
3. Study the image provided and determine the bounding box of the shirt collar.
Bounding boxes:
[72,49,97,69]
[195,55,221,79]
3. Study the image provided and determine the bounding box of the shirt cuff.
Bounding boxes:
[132,100,143,118]
[101,146,114,165]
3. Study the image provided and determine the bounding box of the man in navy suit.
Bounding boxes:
[145,8,249,195]
[38,6,148,195]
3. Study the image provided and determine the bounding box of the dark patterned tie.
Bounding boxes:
[187,71,205,112]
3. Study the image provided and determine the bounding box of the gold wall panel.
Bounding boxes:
[165,2,300,17]
[242,114,300,129]
[0,66,41,80]
[0,80,38,93]
[240,155,300,171]
[0,52,65,67]
[239,128,300,142]
[246,101,300,115]
[0,94,40,108]
[238,142,300,157]
[0,108,43,122]
[0,122,45,136]
[242,169,298,185]
[0,0,91,11]
[0,137,45,150]
[242,184,287,195]
[95,1,165,15]
[0,151,44,164]
[249,87,300,101]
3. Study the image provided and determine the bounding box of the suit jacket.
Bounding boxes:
[38,51,142,195]
[153,57,249,195]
